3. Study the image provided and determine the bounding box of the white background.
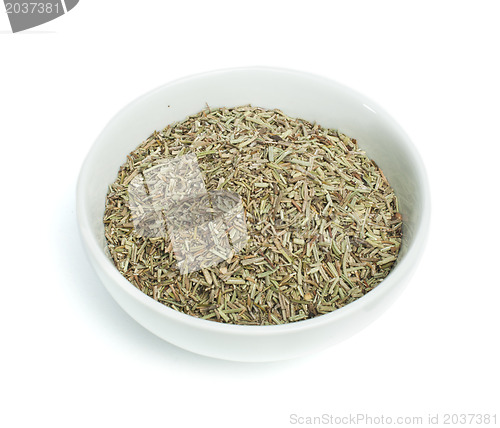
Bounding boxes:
[1,1,499,427]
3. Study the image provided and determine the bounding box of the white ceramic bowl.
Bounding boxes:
[77,67,430,362]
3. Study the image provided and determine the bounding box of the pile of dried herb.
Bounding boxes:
[104,106,402,325]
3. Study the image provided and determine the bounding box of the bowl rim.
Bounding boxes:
[76,66,431,336]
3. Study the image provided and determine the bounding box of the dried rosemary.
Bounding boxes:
[104,106,402,325]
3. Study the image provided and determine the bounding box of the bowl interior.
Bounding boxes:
[79,68,427,294]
